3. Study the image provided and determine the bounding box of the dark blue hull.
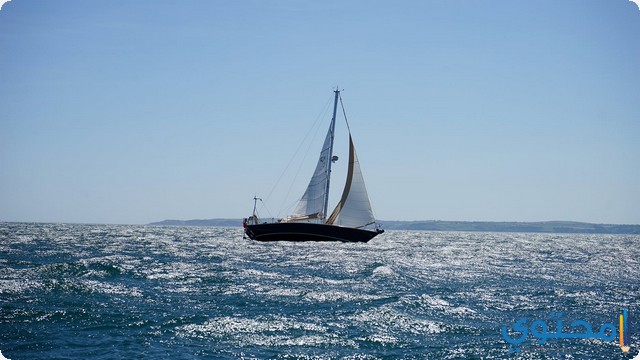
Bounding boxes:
[245,222,383,242]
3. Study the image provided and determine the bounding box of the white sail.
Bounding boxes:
[291,125,333,218]
[327,135,376,228]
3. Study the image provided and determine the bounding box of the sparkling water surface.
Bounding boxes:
[1,223,638,359]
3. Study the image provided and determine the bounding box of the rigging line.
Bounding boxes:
[279,198,301,217]
[255,197,281,224]
[258,94,332,211]
[262,94,333,217]
[356,221,377,229]
[368,192,380,227]
[339,92,352,134]
[259,200,275,221]
[278,109,326,217]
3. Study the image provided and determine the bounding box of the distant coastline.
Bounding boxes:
[149,219,640,234]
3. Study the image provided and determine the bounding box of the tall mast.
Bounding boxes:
[323,88,340,222]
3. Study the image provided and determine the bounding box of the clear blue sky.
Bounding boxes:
[1,0,639,225]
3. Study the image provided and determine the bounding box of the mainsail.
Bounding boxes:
[291,119,334,219]
[326,135,376,228]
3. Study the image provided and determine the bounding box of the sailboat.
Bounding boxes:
[243,89,384,242]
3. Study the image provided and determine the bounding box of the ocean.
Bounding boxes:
[0,223,638,359]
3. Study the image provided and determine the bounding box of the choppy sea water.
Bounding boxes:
[0,223,638,359]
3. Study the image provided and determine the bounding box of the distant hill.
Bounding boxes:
[149,219,640,234]
[379,220,640,234]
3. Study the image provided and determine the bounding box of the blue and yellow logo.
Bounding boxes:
[502,309,632,354]
[620,308,631,353]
